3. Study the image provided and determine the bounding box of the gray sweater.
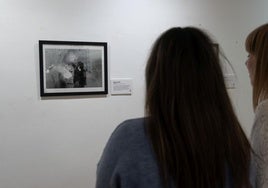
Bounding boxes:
[96,118,234,188]
[251,99,268,188]
[96,118,162,188]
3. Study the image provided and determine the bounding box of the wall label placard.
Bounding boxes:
[110,79,132,95]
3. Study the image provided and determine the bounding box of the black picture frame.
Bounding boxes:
[39,40,108,96]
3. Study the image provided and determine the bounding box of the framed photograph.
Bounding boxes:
[39,40,108,96]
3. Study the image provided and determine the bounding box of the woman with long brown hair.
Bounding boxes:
[245,23,268,188]
[96,27,252,188]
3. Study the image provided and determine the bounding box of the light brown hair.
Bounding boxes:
[246,23,268,109]
[146,27,251,188]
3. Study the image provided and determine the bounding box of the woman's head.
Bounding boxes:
[245,23,268,108]
[146,27,226,118]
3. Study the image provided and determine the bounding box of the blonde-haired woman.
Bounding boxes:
[245,23,268,188]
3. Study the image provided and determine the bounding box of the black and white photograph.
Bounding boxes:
[39,40,108,96]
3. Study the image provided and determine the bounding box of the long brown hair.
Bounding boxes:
[245,23,268,109]
[145,27,251,188]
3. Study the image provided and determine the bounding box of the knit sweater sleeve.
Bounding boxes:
[251,100,268,188]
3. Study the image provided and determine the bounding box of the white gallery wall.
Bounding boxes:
[0,0,268,187]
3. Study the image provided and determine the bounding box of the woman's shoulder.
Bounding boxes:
[256,99,268,114]
[255,99,268,123]
[96,117,161,188]
[97,117,152,171]
[98,118,148,165]
[115,117,146,133]
[110,117,147,146]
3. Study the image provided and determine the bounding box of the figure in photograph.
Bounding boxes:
[46,50,77,88]
[74,61,87,87]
